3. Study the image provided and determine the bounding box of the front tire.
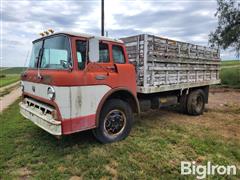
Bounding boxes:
[93,99,133,143]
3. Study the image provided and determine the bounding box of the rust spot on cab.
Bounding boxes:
[42,75,52,84]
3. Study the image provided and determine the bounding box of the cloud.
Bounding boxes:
[1,0,238,67]
[113,0,218,44]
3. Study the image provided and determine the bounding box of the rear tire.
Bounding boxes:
[187,89,205,115]
[93,99,133,143]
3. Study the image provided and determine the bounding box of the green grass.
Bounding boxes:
[0,101,239,179]
[0,75,20,88]
[0,67,24,88]
[221,60,240,67]
[220,66,240,88]
[0,67,26,75]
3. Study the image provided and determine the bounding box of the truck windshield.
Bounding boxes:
[28,35,71,69]
[29,41,43,68]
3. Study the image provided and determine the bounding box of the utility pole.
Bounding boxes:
[101,0,104,36]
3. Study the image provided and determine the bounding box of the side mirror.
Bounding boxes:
[60,60,72,71]
[89,38,99,62]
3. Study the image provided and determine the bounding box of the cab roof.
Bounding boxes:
[33,31,124,43]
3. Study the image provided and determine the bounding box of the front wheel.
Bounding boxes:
[93,99,133,143]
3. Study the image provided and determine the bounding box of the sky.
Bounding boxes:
[1,0,239,67]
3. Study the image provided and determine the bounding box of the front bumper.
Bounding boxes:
[19,99,62,135]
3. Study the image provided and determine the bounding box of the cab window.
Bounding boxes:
[28,41,43,68]
[40,36,71,69]
[112,45,125,64]
[99,42,109,63]
[76,40,87,70]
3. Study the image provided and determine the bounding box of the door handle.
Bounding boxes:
[106,66,116,71]
[95,75,107,80]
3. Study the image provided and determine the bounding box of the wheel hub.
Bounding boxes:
[104,109,126,136]
[192,95,203,112]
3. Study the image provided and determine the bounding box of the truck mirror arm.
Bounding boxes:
[67,62,73,72]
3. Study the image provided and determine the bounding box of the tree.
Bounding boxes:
[209,0,240,57]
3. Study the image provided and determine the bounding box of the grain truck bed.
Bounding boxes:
[121,34,221,94]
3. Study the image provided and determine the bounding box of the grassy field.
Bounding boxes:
[221,60,240,67]
[0,67,25,88]
[1,67,26,75]
[220,67,240,88]
[0,75,20,88]
[0,99,239,179]
[220,60,240,88]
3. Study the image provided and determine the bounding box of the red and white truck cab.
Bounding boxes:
[20,31,220,143]
[20,32,139,143]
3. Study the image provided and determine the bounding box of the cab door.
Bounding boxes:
[86,42,137,94]
[110,43,137,95]
[84,40,116,85]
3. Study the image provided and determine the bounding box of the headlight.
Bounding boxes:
[47,86,55,100]
[20,81,24,92]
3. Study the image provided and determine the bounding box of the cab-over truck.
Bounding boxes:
[19,31,220,143]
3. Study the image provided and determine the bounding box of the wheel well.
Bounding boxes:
[179,86,209,103]
[104,90,140,114]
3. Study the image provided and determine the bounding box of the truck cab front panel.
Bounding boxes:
[21,80,111,135]
[20,33,137,136]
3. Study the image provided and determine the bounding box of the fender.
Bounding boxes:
[95,87,140,127]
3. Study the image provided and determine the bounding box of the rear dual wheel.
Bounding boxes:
[180,89,205,116]
[93,99,133,143]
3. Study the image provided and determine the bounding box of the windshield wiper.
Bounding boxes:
[37,48,43,79]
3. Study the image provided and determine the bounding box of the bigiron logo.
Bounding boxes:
[181,161,237,179]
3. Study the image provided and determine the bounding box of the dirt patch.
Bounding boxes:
[0,81,20,92]
[0,87,21,112]
[105,160,118,179]
[162,88,240,140]
[208,88,240,109]
[69,176,82,180]
[11,167,32,179]
[57,165,66,173]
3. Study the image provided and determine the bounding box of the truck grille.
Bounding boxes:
[20,97,61,135]
[24,97,55,117]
